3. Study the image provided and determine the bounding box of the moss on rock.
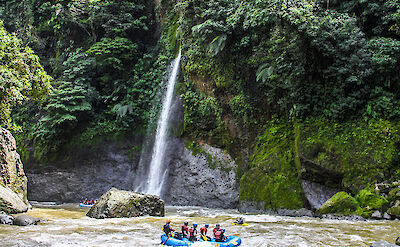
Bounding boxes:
[239,120,303,210]
[299,119,400,193]
[387,206,400,218]
[316,191,360,215]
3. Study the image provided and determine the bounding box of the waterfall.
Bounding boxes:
[134,50,182,196]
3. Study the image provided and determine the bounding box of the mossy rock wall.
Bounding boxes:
[239,121,303,210]
[298,119,400,193]
[239,118,400,212]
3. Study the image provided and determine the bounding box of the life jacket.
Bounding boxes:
[188,227,197,237]
[200,226,207,236]
[163,223,172,235]
[214,229,223,240]
[181,225,188,235]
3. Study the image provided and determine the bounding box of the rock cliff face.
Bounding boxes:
[165,142,239,209]
[27,140,141,203]
[26,139,239,209]
[0,128,29,212]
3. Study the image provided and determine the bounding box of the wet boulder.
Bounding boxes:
[0,213,14,224]
[0,185,28,214]
[13,215,40,226]
[387,205,400,218]
[86,188,164,219]
[370,241,398,247]
[316,191,359,215]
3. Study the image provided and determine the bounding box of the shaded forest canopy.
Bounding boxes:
[0,0,400,200]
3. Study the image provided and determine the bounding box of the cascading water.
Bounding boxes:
[134,50,182,196]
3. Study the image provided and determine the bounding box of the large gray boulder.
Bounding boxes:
[0,185,28,214]
[13,215,40,226]
[165,142,239,208]
[0,128,28,207]
[86,188,164,219]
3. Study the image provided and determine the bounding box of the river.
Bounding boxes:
[1,205,399,246]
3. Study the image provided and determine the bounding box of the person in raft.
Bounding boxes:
[213,223,226,242]
[163,219,175,237]
[234,217,244,225]
[200,224,211,241]
[188,223,198,241]
[181,221,189,239]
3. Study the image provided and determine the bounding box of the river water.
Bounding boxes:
[1,205,399,247]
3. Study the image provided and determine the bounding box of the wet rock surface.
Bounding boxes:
[370,241,398,247]
[165,142,239,209]
[301,180,339,210]
[0,185,28,214]
[86,188,164,218]
[13,215,40,226]
[277,208,314,217]
[26,140,141,203]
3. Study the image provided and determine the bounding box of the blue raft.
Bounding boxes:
[79,203,93,208]
[161,234,241,247]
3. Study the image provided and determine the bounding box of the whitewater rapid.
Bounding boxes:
[1,205,399,246]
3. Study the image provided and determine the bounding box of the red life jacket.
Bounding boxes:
[214,230,223,240]
[200,226,207,235]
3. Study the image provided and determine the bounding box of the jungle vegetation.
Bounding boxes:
[1,0,400,209]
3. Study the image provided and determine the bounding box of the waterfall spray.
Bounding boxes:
[134,49,182,196]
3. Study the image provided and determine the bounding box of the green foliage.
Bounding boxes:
[0,0,166,159]
[181,81,231,147]
[366,38,400,119]
[355,189,388,216]
[328,0,400,38]
[0,21,51,126]
[208,34,227,56]
[33,80,93,159]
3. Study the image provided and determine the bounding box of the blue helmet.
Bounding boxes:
[193,223,198,228]
[205,224,209,228]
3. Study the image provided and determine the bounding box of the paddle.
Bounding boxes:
[161,234,170,246]
[201,235,208,241]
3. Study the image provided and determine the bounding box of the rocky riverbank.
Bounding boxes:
[0,128,29,213]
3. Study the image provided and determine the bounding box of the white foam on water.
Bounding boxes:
[189,242,214,247]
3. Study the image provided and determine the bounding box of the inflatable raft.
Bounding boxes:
[79,203,93,208]
[161,234,241,246]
